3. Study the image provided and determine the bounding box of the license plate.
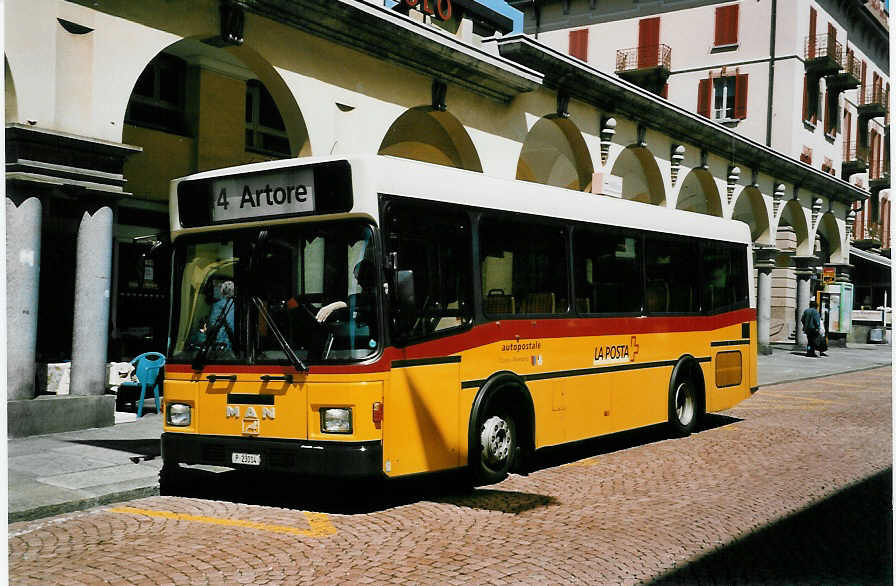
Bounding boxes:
[231,452,261,466]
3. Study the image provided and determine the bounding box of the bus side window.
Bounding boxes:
[701,241,749,313]
[385,199,472,339]
[573,227,642,314]
[479,216,568,316]
[645,234,699,314]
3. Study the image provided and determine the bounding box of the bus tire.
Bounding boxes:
[668,373,699,436]
[473,407,517,486]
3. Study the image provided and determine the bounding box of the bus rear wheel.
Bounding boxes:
[473,411,517,486]
[668,376,699,436]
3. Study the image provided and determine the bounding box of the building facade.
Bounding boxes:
[5,0,869,435]
[509,0,890,341]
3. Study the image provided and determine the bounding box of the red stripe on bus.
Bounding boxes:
[166,308,756,375]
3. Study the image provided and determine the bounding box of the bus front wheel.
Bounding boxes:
[473,411,517,485]
[668,375,699,436]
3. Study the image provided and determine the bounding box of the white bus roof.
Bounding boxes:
[171,154,752,245]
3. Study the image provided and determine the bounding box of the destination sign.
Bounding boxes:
[211,168,315,222]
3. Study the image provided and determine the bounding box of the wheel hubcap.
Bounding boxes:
[480,415,511,468]
[675,382,695,426]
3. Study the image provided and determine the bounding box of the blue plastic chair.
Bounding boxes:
[117,352,166,417]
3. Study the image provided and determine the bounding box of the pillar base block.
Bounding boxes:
[7,395,115,438]
[758,343,774,355]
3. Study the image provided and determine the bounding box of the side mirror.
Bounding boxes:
[394,269,417,337]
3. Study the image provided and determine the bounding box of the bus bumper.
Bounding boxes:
[161,432,383,478]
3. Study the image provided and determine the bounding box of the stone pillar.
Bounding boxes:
[69,206,114,396]
[792,256,817,348]
[6,196,42,400]
[754,246,778,355]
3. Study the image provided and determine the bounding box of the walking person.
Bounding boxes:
[801,300,825,357]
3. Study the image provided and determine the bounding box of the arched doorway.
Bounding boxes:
[814,212,842,264]
[608,145,665,204]
[676,169,722,216]
[111,38,309,359]
[378,107,482,172]
[732,186,772,244]
[516,116,593,191]
[769,200,811,342]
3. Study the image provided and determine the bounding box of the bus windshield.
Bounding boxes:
[169,220,380,366]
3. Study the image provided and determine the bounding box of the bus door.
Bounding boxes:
[381,198,473,477]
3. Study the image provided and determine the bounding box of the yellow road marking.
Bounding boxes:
[107,506,336,537]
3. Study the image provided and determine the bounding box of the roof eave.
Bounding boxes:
[237,0,541,102]
[495,35,868,205]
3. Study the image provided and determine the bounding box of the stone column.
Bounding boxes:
[792,256,817,348]
[754,246,778,355]
[6,196,42,400]
[69,206,114,396]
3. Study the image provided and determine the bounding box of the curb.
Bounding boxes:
[756,363,892,390]
[9,485,161,524]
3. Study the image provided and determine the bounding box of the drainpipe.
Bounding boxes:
[766,0,778,147]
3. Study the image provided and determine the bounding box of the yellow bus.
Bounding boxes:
[160,155,757,490]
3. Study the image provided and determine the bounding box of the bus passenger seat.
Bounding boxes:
[521,292,555,314]
[646,280,670,313]
[484,289,515,314]
[575,297,591,313]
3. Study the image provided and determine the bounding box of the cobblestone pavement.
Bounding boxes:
[9,367,892,585]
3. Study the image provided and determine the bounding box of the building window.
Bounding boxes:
[714,4,739,47]
[569,29,588,62]
[125,53,188,135]
[245,79,291,157]
[713,77,736,119]
[703,74,748,120]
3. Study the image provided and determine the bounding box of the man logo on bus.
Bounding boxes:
[593,336,640,365]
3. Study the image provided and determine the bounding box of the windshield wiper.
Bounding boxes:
[251,296,307,372]
[191,296,234,371]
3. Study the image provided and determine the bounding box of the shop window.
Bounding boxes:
[245,79,291,157]
[480,216,568,316]
[644,235,698,314]
[125,53,189,135]
[573,227,642,314]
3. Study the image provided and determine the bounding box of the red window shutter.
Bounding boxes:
[808,7,817,58]
[715,5,739,46]
[569,29,588,61]
[823,91,831,134]
[638,18,660,68]
[880,199,890,249]
[861,61,867,101]
[697,78,711,117]
[844,111,852,154]
[734,74,748,119]
[802,75,809,121]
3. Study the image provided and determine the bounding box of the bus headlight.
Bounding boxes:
[320,407,352,434]
[167,403,192,427]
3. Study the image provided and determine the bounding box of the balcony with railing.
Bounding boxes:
[615,44,671,95]
[858,86,889,119]
[804,34,842,75]
[842,143,869,180]
[827,50,862,92]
